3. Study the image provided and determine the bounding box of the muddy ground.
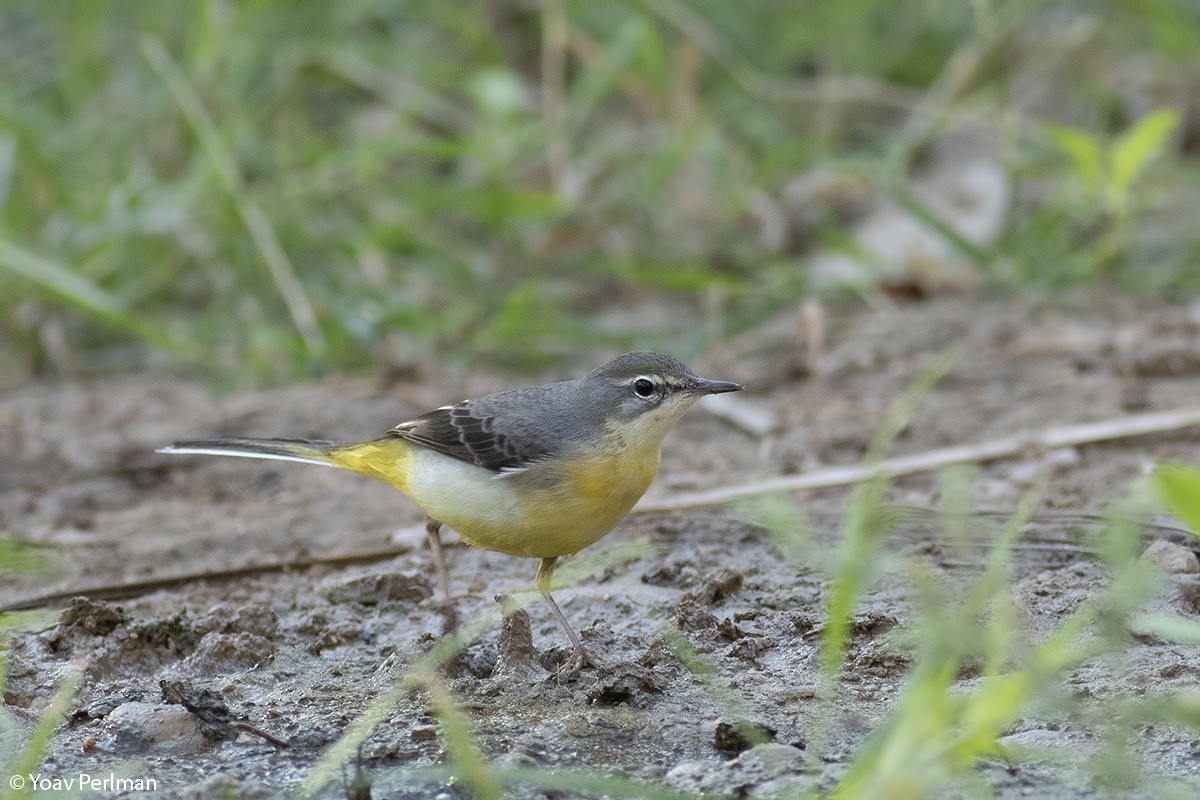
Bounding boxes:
[3,291,1200,798]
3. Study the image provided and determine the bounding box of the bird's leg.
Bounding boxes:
[535,556,594,671]
[425,517,457,633]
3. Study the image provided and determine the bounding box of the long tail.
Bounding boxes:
[158,436,414,492]
[158,437,340,467]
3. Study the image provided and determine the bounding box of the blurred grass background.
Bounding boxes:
[1,0,1197,383]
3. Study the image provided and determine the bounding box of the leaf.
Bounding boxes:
[1043,124,1104,195]
[1130,613,1200,644]
[1152,463,1200,538]
[0,539,59,578]
[569,19,661,121]
[1108,108,1179,211]
[0,610,60,633]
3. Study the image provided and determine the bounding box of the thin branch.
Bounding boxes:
[636,406,1200,512]
[0,544,414,612]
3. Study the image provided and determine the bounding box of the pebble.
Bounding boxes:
[666,742,806,795]
[410,724,438,741]
[1141,540,1200,575]
[714,719,777,754]
[320,571,432,605]
[735,742,807,778]
[998,728,1097,760]
[99,701,207,755]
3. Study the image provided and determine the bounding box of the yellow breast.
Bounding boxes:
[513,445,661,557]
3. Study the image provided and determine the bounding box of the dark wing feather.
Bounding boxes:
[388,400,553,472]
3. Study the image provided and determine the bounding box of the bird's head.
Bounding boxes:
[584,351,742,445]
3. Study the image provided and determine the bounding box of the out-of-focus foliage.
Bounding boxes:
[1153,463,1200,539]
[0,1,1197,380]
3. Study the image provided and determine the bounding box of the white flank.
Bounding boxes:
[405,448,524,527]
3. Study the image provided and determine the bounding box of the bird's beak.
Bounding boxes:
[691,376,743,394]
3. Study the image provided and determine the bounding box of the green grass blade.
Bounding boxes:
[1152,463,1200,538]
[0,672,79,800]
[820,347,961,675]
[297,607,501,796]
[0,238,126,317]
[422,672,504,800]
[0,238,187,355]
[660,622,772,750]
[140,36,325,357]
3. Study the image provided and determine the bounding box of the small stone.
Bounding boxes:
[411,724,438,741]
[699,568,744,604]
[735,742,807,780]
[320,571,432,605]
[1141,540,1200,575]
[99,702,207,755]
[60,598,126,636]
[674,597,718,633]
[714,720,776,754]
[79,687,145,720]
[752,775,817,798]
[998,728,1097,760]
[664,760,719,794]
[667,741,807,796]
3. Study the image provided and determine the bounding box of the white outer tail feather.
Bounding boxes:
[155,445,335,468]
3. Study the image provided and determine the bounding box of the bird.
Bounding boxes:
[158,351,742,669]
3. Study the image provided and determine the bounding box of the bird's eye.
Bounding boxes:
[633,378,656,398]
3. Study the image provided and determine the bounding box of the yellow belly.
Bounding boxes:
[330,437,660,559]
[509,448,660,557]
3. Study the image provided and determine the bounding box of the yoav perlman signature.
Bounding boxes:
[9,773,158,792]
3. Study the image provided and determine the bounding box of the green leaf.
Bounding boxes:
[1130,613,1200,644]
[569,19,659,121]
[1108,107,1179,211]
[1153,463,1200,538]
[3,672,79,796]
[1043,124,1104,194]
[0,540,59,578]
[0,610,60,633]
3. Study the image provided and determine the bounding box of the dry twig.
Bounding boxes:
[637,406,1200,512]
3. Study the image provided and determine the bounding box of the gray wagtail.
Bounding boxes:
[159,351,742,667]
